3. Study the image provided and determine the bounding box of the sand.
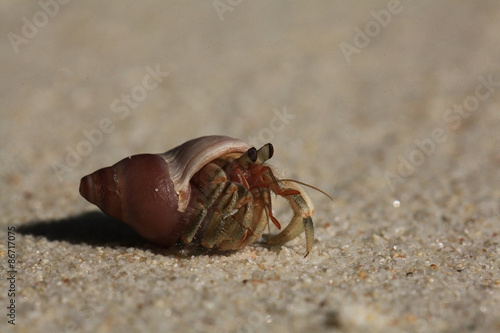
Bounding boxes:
[1,1,499,332]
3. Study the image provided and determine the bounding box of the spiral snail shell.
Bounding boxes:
[80,135,316,256]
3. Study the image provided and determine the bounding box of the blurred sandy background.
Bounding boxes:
[1,1,499,332]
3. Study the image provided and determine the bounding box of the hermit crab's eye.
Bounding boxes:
[255,143,274,164]
[247,147,258,162]
[267,143,274,159]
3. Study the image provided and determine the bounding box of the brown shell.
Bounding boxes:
[80,153,185,246]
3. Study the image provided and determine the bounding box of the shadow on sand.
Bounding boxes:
[17,211,147,248]
[16,211,242,257]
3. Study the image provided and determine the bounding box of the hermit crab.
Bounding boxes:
[80,135,330,256]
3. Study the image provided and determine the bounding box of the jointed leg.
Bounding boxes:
[266,180,315,257]
[241,188,272,247]
[181,163,227,244]
[201,182,240,248]
[214,184,255,250]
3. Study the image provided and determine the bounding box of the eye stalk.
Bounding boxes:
[239,143,274,166]
[255,143,273,164]
[238,147,258,166]
[247,147,258,162]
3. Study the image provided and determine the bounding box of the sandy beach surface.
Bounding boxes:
[1,1,499,332]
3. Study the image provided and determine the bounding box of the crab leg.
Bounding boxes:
[266,180,315,257]
[181,163,227,244]
[239,187,271,247]
[215,184,254,250]
[201,182,240,248]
